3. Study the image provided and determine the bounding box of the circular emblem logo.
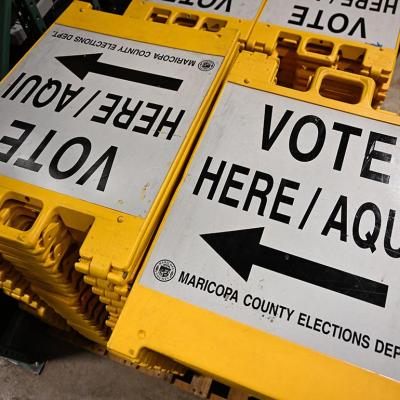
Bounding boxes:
[153,260,176,282]
[198,60,215,72]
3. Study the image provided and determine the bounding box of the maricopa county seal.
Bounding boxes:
[198,59,215,71]
[153,260,176,282]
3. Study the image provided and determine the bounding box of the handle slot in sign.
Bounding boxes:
[146,6,227,32]
[305,39,334,56]
[174,13,199,28]
[313,69,375,106]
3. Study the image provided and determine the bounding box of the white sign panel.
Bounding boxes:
[147,0,264,19]
[260,0,400,49]
[140,83,400,381]
[0,25,223,217]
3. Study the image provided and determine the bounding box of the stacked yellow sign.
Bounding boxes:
[252,0,400,106]
[0,255,67,330]
[0,190,108,343]
[1,1,399,394]
[109,1,400,398]
[0,0,239,351]
[123,0,267,44]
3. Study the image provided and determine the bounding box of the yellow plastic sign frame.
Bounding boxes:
[109,52,400,399]
[259,0,400,52]
[250,2,400,106]
[0,1,239,288]
[123,0,267,44]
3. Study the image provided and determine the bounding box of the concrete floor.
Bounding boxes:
[0,335,197,400]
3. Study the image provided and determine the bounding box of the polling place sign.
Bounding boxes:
[140,82,400,381]
[0,25,222,217]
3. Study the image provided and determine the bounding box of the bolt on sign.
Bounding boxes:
[123,0,267,42]
[0,1,239,343]
[109,53,400,398]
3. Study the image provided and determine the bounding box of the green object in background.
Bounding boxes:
[0,0,128,80]
[14,0,46,37]
[0,0,12,80]
[91,0,101,10]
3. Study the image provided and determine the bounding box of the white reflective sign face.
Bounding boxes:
[146,0,264,19]
[141,83,400,381]
[0,25,222,217]
[260,0,400,48]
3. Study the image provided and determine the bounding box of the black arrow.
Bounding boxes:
[55,53,183,91]
[201,227,388,307]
